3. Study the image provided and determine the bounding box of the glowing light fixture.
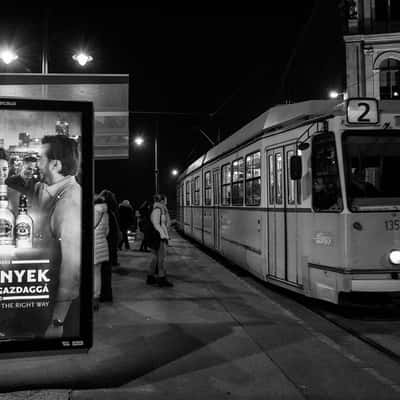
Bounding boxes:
[329,90,348,100]
[134,136,144,146]
[0,49,18,65]
[72,52,93,66]
[329,90,339,99]
[171,169,179,176]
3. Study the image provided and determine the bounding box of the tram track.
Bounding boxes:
[301,298,400,364]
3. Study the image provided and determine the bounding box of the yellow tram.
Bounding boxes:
[176,98,400,303]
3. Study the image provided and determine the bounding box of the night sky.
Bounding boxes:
[0,4,346,211]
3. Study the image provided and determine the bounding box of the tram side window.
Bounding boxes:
[204,171,212,205]
[275,153,283,204]
[194,176,200,205]
[232,158,244,205]
[287,151,295,204]
[185,181,190,206]
[312,133,342,212]
[268,155,275,204]
[221,163,231,205]
[245,151,261,206]
[213,171,219,205]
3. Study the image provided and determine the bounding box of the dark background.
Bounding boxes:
[0,4,347,212]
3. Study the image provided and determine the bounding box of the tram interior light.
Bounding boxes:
[389,250,400,265]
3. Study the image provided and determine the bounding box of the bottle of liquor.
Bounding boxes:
[0,182,14,246]
[15,194,33,249]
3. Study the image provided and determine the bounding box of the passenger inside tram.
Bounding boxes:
[312,177,342,211]
[349,168,380,197]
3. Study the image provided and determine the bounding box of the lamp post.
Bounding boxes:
[134,133,159,194]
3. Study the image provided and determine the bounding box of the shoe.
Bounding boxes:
[157,277,174,287]
[146,275,157,285]
[93,298,100,311]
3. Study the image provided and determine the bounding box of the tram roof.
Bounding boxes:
[179,99,343,179]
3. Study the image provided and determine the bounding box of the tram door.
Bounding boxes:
[267,148,286,279]
[212,169,220,250]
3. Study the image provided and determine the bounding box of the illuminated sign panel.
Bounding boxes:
[0,74,129,159]
[346,98,379,125]
[0,98,93,354]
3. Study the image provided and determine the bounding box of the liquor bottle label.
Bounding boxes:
[0,219,12,237]
[16,222,31,238]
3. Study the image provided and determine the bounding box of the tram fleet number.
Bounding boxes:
[385,219,400,231]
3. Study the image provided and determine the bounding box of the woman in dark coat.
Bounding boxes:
[138,200,152,252]
[118,199,134,250]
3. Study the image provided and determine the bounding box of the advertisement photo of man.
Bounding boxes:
[6,155,40,203]
[33,135,82,338]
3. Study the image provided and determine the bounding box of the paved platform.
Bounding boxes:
[1,231,400,399]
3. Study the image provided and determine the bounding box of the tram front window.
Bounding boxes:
[343,131,400,211]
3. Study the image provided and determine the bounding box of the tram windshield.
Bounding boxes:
[343,130,400,211]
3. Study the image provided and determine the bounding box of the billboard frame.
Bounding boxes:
[0,97,93,356]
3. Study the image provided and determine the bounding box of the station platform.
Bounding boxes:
[1,230,400,399]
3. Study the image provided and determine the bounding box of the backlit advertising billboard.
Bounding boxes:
[0,98,93,354]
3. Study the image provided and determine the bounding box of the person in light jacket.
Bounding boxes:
[94,195,110,310]
[147,193,173,287]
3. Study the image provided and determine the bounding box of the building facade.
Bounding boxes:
[343,0,400,99]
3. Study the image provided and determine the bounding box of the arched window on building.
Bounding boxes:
[379,58,400,99]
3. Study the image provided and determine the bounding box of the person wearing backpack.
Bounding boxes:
[146,193,173,287]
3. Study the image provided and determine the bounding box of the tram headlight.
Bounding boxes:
[389,250,400,265]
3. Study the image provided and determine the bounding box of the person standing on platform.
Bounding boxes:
[93,194,109,311]
[99,189,120,303]
[118,199,134,250]
[147,194,173,287]
[100,189,121,264]
[138,199,152,252]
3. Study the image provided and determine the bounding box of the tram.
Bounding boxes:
[176,98,400,304]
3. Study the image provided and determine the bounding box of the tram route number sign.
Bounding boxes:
[346,98,379,125]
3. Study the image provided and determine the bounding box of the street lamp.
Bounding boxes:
[134,136,144,146]
[329,90,348,100]
[133,134,159,194]
[171,169,179,177]
[0,49,18,65]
